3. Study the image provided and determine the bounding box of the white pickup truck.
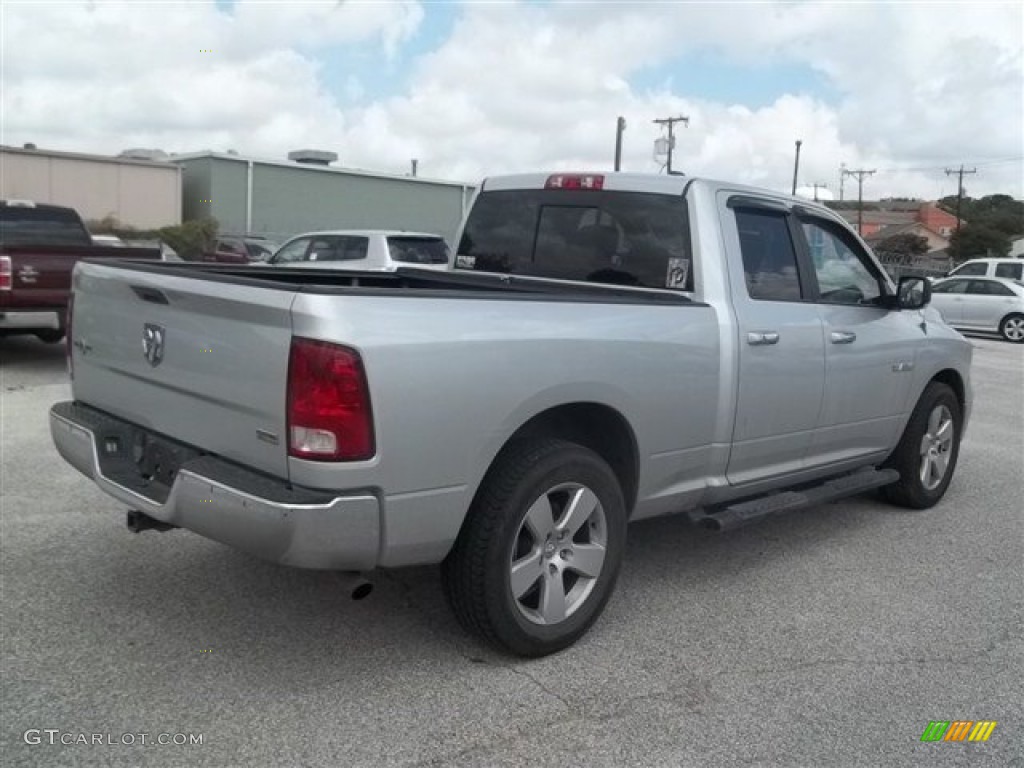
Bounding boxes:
[50,172,973,657]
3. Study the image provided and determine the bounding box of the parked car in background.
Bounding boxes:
[201,236,278,264]
[266,230,450,272]
[1,200,160,343]
[944,257,1024,282]
[91,234,126,247]
[930,275,1024,342]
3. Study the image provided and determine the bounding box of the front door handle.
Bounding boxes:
[831,331,857,344]
[747,331,780,346]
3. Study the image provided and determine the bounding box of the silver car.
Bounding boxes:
[930,276,1024,342]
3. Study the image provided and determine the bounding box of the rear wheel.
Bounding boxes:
[442,438,627,657]
[999,313,1024,343]
[881,382,962,509]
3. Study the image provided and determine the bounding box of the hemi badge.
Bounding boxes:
[892,361,915,372]
[257,429,279,445]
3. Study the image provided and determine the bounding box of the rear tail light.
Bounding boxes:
[287,338,375,461]
[545,174,605,190]
[0,255,11,290]
[66,291,75,379]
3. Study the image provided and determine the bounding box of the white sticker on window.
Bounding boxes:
[667,258,689,289]
[456,254,476,269]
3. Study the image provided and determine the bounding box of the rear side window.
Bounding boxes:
[995,262,1023,280]
[456,189,692,290]
[0,206,92,246]
[967,280,1014,296]
[388,237,450,265]
[735,208,802,301]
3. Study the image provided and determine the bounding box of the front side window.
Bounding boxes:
[800,218,882,304]
[307,236,369,262]
[994,262,1023,280]
[735,208,802,301]
[931,279,969,294]
[271,237,311,264]
[949,262,987,277]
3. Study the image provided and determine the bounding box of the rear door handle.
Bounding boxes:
[747,331,780,346]
[830,331,857,344]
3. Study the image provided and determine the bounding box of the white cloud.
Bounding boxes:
[1,0,1021,199]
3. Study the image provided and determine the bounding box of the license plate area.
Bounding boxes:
[95,424,204,504]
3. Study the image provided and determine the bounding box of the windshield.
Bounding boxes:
[456,189,692,289]
[0,206,92,247]
[387,236,450,265]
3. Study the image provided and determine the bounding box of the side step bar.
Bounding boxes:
[689,468,901,532]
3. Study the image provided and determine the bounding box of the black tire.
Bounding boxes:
[35,330,65,344]
[441,438,627,657]
[998,313,1024,343]
[881,382,962,509]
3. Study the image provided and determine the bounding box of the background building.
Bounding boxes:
[0,144,181,228]
[173,149,476,245]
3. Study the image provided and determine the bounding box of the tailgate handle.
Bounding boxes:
[132,285,169,305]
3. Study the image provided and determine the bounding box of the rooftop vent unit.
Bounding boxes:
[118,148,169,162]
[288,149,338,166]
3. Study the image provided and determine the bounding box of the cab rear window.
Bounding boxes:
[456,189,692,290]
[0,206,92,246]
[388,237,450,265]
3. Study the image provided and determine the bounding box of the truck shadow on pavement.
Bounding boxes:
[79,496,885,680]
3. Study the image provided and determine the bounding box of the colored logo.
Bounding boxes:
[920,720,997,742]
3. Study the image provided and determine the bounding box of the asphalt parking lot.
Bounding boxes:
[2,334,1022,767]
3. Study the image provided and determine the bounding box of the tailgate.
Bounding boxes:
[69,262,296,478]
[2,248,77,307]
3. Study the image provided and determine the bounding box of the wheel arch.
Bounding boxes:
[471,402,640,521]
[930,368,966,413]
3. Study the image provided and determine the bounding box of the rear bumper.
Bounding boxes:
[0,309,62,330]
[49,402,381,570]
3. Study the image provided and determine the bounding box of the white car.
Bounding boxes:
[930,275,1024,342]
[266,230,451,272]
[943,257,1024,282]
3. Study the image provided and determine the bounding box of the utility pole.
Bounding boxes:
[791,140,802,195]
[614,117,626,171]
[945,165,976,261]
[653,115,689,175]
[839,162,847,201]
[811,182,828,202]
[410,159,418,177]
[843,168,876,235]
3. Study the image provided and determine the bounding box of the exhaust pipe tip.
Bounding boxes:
[339,572,374,600]
[351,580,373,601]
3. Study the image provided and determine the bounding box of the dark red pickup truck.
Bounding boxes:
[0,200,161,343]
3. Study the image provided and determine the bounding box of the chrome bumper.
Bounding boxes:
[49,402,381,570]
[0,310,61,330]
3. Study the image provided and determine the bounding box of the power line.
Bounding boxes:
[842,168,876,236]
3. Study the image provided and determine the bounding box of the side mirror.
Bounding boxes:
[896,276,931,310]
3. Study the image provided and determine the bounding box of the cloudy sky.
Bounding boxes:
[3,0,1022,200]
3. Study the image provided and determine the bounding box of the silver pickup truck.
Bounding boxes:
[50,172,973,657]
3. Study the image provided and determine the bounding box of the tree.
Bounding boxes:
[85,216,219,260]
[873,233,930,266]
[948,224,1011,262]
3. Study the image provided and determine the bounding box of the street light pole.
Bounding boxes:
[791,140,802,195]
[614,117,626,171]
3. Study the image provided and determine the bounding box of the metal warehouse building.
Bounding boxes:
[174,150,476,245]
[0,144,182,228]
